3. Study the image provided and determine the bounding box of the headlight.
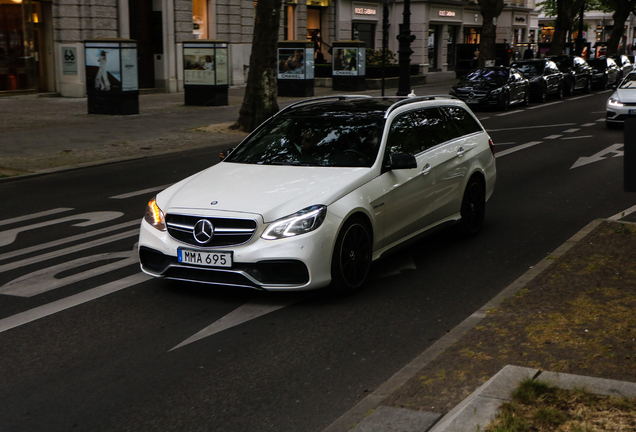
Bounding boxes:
[144,197,166,231]
[608,97,624,107]
[262,205,327,240]
[490,87,502,95]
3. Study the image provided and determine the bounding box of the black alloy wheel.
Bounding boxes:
[458,177,486,237]
[584,77,592,93]
[565,79,574,96]
[603,76,609,90]
[500,91,510,111]
[523,90,530,106]
[556,84,564,99]
[331,218,372,292]
[539,85,547,102]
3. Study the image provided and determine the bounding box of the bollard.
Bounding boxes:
[625,117,636,192]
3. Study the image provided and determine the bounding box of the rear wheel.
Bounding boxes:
[458,177,486,237]
[330,218,372,293]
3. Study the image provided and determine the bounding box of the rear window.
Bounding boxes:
[443,106,483,137]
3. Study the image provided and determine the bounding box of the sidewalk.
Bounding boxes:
[2,71,636,431]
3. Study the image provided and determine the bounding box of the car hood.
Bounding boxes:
[456,80,504,91]
[615,88,636,103]
[156,162,373,222]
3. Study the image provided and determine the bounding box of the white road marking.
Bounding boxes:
[581,123,596,127]
[0,246,138,297]
[110,184,173,200]
[493,142,516,146]
[0,272,150,334]
[561,135,593,140]
[570,143,624,169]
[0,229,138,274]
[563,128,580,133]
[0,208,73,228]
[0,211,124,248]
[569,95,593,101]
[609,204,636,221]
[0,220,139,263]
[487,123,576,132]
[495,141,542,158]
[478,117,490,121]
[170,293,313,351]
[495,111,523,117]
[544,135,562,140]
[596,118,605,121]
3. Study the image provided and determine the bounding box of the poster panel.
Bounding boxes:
[306,48,315,79]
[184,47,216,85]
[62,47,77,75]
[333,48,359,76]
[278,48,306,79]
[85,45,122,92]
[121,48,138,91]
[215,47,228,85]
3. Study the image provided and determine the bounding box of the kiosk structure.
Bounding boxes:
[277,41,314,97]
[332,41,366,92]
[85,39,139,115]
[183,40,229,106]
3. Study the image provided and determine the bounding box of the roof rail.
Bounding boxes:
[276,95,372,117]
[384,95,460,118]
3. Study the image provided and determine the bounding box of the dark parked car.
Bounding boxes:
[449,67,530,111]
[612,55,634,81]
[548,55,592,95]
[587,57,621,89]
[510,59,564,102]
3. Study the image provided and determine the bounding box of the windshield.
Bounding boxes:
[619,73,636,89]
[225,116,383,168]
[512,62,544,76]
[465,68,509,82]
[551,58,570,70]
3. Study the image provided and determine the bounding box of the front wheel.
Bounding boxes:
[330,218,372,293]
[556,84,564,99]
[583,77,592,93]
[458,177,486,237]
[499,92,510,111]
[565,79,574,96]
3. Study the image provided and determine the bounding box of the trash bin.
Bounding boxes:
[85,39,139,115]
[332,41,366,92]
[183,40,229,106]
[277,41,314,97]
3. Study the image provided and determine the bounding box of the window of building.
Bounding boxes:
[463,27,481,44]
[284,4,295,40]
[193,0,208,39]
[352,22,375,49]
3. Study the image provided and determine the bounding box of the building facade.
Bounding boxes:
[1,0,542,97]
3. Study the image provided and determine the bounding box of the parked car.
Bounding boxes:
[612,54,634,81]
[449,66,530,110]
[548,55,592,95]
[587,57,621,89]
[138,96,497,292]
[510,59,565,102]
[606,71,636,128]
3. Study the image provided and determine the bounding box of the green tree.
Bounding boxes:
[231,0,283,133]
[604,0,636,55]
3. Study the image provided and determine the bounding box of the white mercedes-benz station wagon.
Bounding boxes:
[138,95,496,292]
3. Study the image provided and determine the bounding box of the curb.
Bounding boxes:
[323,219,605,432]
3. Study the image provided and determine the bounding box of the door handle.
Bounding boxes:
[457,147,467,157]
[421,163,432,175]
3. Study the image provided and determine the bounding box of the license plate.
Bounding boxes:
[178,249,232,268]
[466,99,479,104]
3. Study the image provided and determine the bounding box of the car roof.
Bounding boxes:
[278,96,465,119]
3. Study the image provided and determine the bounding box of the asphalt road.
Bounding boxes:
[0,88,634,432]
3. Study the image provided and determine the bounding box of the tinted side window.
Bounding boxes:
[442,106,483,137]
[387,108,451,156]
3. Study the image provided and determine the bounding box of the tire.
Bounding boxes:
[583,77,592,93]
[500,92,510,111]
[523,91,530,106]
[565,79,574,96]
[539,86,547,102]
[330,218,372,293]
[556,84,564,99]
[458,177,486,237]
[603,76,609,90]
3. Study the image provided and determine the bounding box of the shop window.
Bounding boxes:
[284,5,295,40]
[463,27,481,44]
[193,0,208,39]
[352,22,375,49]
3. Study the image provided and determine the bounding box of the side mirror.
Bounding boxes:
[387,153,417,170]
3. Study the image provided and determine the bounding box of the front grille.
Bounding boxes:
[166,214,257,247]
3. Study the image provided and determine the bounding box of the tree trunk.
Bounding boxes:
[231,0,283,133]
[547,0,584,56]
[606,0,636,56]
[478,0,504,67]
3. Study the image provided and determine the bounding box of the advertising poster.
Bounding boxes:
[86,44,121,92]
[333,48,359,76]
[278,48,306,79]
[62,47,77,75]
[215,47,228,85]
[121,48,138,91]
[184,47,216,85]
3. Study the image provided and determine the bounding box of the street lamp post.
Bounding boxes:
[382,0,390,96]
[396,0,415,96]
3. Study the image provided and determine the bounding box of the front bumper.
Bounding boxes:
[138,214,338,291]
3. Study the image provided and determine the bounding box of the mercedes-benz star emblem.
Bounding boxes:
[469,92,475,100]
[193,219,214,244]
